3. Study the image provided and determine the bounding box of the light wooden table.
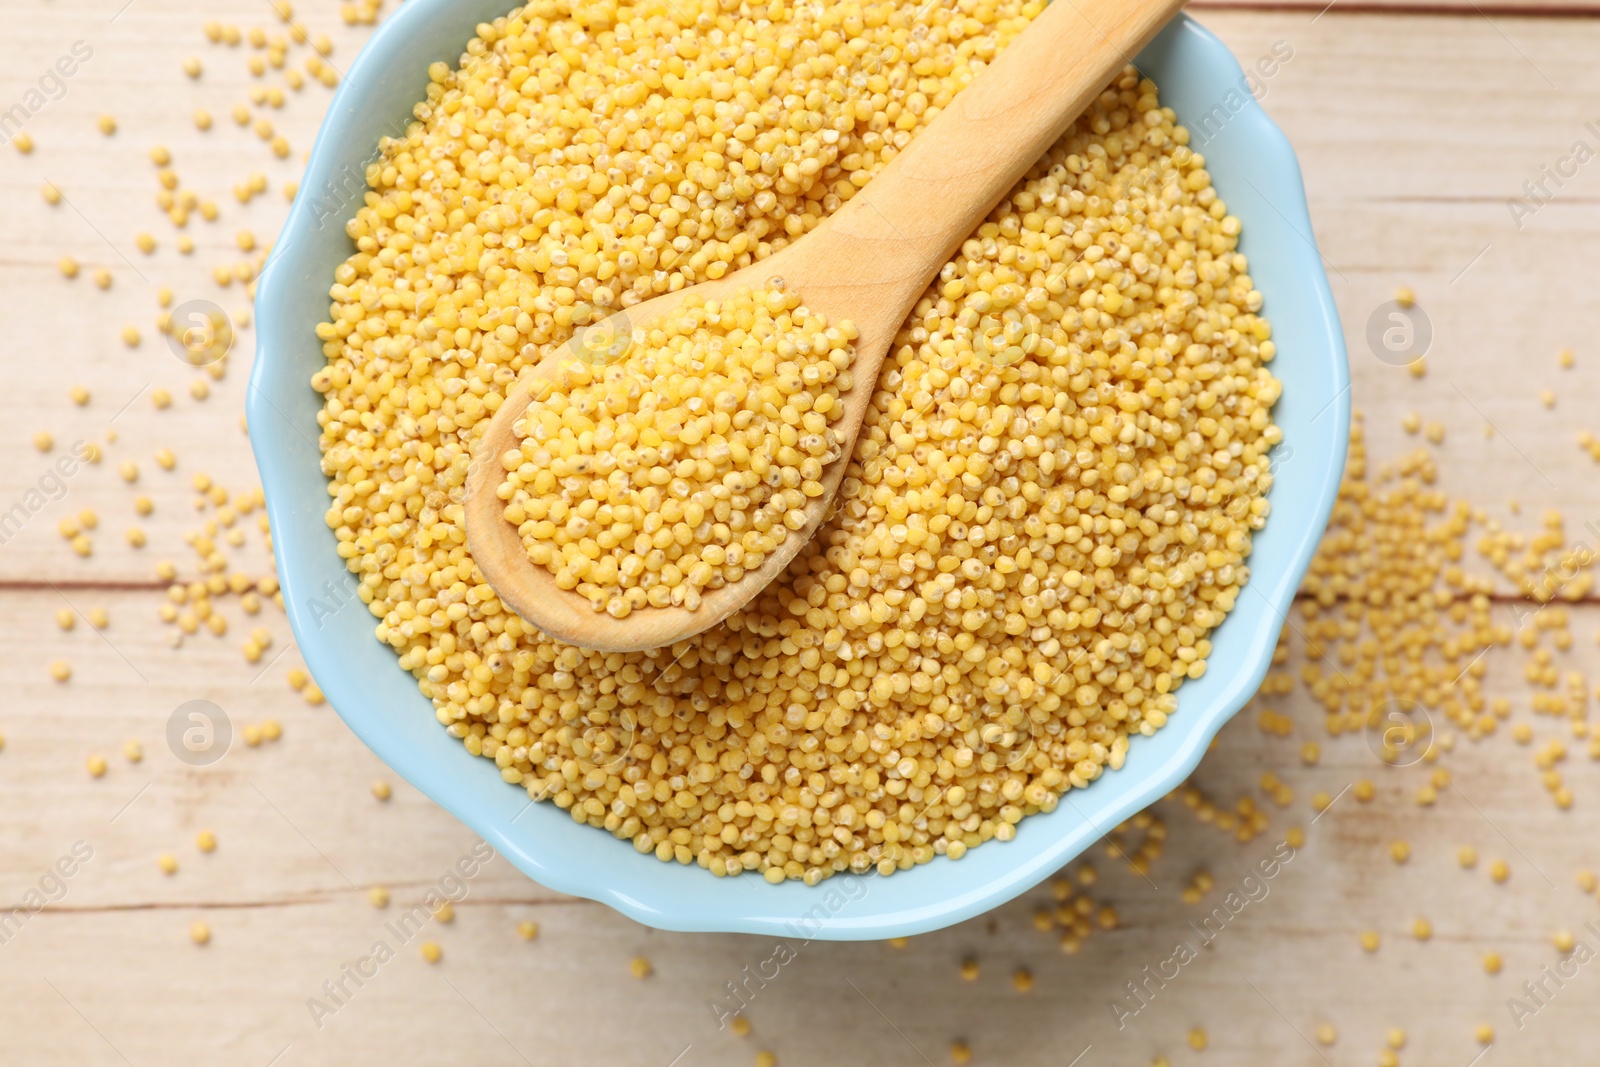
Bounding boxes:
[3,2,1599,1065]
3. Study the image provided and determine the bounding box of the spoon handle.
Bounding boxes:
[785,0,1186,347]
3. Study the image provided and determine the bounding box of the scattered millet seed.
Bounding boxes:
[1413,917,1433,941]
[87,608,108,630]
[41,183,61,206]
[92,269,112,290]
[183,57,202,78]
[1353,780,1375,802]
[1554,930,1576,952]
[950,1041,972,1066]
[1490,860,1510,883]
[33,431,53,452]
[420,941,442,963]
[86,755,107,778]
[959,958,979,982]
[1361,931,1381,953]
[1476,1024,1494,1044]
[58,256,79,279]
[49,660,71,682]
[1459,847,1479,869]
[1387,1028,1406,1050]
[1188,1028,1208,1051]
[158,854,178,875]
[433,901,454,924]
[1390,840,1411,864]
[13,131,34,153]
[189,921,211,945]
[196,830,217,853]
[1314,1023,1336,1046]
[122,741,142,764]
[371,780,392,801]
[194,109,212,131]
[368,886,389,908]
[1012,968,1033,993]
[1541,389,1557,409]
[517,920,539,941]
[54,608,74,631]
[70,385,90,405]
[755,1053,777,1067]
[629,956,653,979]
[1483,952,1503,975]
[1395,286,1416,308]
[1578,870,1597,893]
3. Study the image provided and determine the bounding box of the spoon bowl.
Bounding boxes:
[466,0,1186,652]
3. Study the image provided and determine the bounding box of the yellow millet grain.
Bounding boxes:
[499,286,855,615]
[312,4,1280,884]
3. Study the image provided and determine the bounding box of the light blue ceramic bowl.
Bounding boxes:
[250,4,1349,940]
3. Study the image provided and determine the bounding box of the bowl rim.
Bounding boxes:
[250,5,1350,940]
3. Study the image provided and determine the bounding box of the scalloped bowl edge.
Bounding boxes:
[249,6,1349,941]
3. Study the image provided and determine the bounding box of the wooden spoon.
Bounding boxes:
[466,0,1185,652]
